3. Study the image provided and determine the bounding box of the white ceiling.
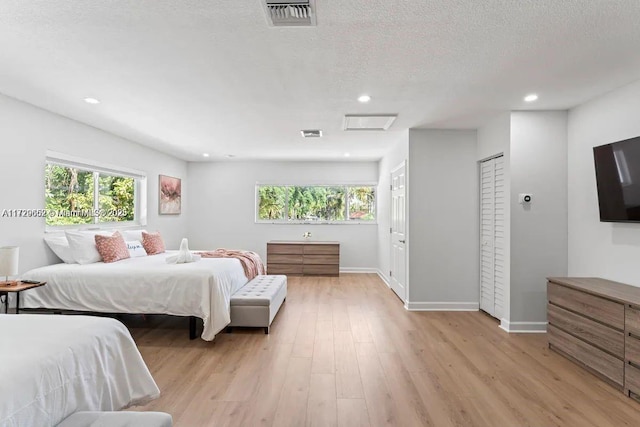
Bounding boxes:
[1,0,640,161]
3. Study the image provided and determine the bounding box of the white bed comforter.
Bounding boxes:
[0,314,160,427]
[21,253,249,341]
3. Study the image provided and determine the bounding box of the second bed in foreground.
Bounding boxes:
[0,314,159,426]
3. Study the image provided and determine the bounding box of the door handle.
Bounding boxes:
[399,240,406,243]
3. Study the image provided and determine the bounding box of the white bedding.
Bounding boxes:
[21,253,249,340]
[0,314,160,427]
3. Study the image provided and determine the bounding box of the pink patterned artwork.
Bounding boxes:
[159,175,181,215]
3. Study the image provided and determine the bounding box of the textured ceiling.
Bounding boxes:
[1,0,640,161]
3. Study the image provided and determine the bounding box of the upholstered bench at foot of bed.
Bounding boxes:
[229,275,287,334]
[57,411,173,427]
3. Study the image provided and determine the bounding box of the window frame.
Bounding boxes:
[45,151,147,231]
[255,183,377,224]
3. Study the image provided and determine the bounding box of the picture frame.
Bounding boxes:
[159,175,181,215]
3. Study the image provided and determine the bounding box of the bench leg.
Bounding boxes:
[264,326,270,334]
[189,316,197,340]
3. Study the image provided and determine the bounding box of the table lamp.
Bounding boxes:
[0,246,19,286]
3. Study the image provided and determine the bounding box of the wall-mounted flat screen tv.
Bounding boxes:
[593,136,640,222]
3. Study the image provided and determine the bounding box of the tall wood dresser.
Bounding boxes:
[547,277,640,402]
[267,241,339,276]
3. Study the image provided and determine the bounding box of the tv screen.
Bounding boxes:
[593,136,640,222]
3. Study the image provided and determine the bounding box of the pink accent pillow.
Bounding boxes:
[94,231,130,263]
[142,231,165,255]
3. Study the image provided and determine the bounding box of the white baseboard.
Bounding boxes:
[499,318,547,333]
[405,301,479,311]
[339,267,378,273]
[375,269,391,287]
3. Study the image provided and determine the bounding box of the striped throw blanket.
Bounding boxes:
[197,249,266,281]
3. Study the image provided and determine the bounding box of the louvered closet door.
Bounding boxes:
[480,156,505,319]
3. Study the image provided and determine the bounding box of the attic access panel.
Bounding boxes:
[343,115,397,131]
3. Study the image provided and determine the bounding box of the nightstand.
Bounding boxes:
[0,281,46,314]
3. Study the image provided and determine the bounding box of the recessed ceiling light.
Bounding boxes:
[358,95,371,103]
[202,153,210,158]
[83,97,100,104]
[344,153,351,157]
[524,94,538,102]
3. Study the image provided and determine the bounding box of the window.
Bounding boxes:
[45,152,146,228]
[256,185,376,223]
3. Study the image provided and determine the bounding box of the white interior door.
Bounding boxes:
[480,156,505,319]
[390,162,407,303]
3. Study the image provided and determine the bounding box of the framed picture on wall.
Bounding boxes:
[159,175,181,215]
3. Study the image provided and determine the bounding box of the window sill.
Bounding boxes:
[255,221,378,225]
[45,221,146,233]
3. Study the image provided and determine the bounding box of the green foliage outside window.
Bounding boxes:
[45,165,94,225]
[258,186,287,220]
[99,174,135,222]
[257,185,375,222]
[288,186,345,221]
[348,187,376,221]
[45,164,136,226]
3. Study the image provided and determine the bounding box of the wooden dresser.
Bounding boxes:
[547,277,640,402]
[267,241,339,276]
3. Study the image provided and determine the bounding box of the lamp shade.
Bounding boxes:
[0,246,19,277]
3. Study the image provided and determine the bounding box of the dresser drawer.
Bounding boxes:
[627,334,640,366]
[549,325,624,387]
[548,303,624,357]
[303,264,339,276]
[304,254,339,265]
[626,305,640,337]
[267,264,303,275]
[268,254,303,264]
[303,244,339,255]
[626,363,640,396]
[548,282,624,330]
[267,244,304,255]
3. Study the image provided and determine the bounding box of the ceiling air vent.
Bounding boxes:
[264,0,317,27]
[301,129,322,138]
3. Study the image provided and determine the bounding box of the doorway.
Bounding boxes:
[390,161,407,303]
[479,155,505,318]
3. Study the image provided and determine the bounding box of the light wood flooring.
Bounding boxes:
[126,273,640,426]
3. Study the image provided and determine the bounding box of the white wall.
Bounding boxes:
[187,161,379,270]
[568,80,640,286]
[477,112,511,161]
[0,94,188,273]
[477,113,512,322]
[377,134,409,284]
[407,129,479,306]
[510,111,568,325]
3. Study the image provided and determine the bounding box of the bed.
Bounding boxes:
[20,252,249,341]
[0,314,160,427]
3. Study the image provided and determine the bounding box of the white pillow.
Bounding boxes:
[65,230,113,265]
[126,240,147,258]
[43,235,76,264]
[121,229,147,242]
